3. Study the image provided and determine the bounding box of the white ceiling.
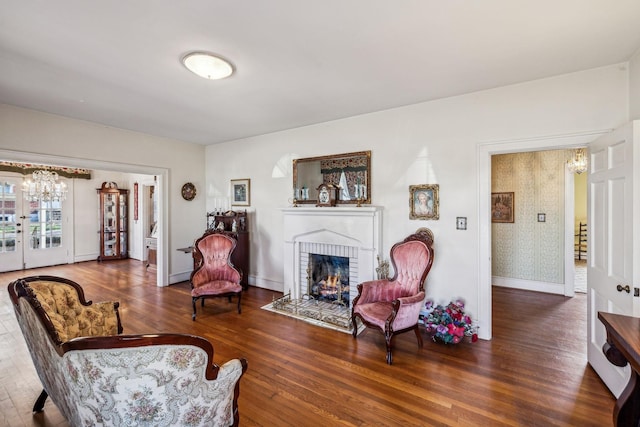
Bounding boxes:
[2,1,640,145]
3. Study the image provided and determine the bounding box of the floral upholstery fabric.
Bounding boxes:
[11,278,246,426]
[17,297,77,422]
[65,346,244,427]
[29,280,119,342]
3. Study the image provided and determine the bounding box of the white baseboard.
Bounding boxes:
[170,271,191,284]
[492,276,565,295]
[74,253,100,263]
[250,275,283,292]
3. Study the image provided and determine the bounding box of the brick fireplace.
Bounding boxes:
[282,206,383,304]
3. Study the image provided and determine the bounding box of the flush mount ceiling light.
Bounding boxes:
[181,52,234,80]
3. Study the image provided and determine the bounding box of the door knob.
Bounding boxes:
[617,284,631,293]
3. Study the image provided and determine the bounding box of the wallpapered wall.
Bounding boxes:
[491,150,572,284]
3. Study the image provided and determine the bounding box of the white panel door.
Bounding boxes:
[0,174,70,272]
[587,121,640,397]
[24,195,70,269]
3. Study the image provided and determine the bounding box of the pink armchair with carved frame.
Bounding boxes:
[351,228,434,364]
[190,230,243,320]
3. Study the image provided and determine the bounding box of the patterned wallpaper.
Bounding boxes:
[492,150,570,284]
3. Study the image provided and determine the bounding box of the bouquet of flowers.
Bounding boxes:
[423,299,478,344]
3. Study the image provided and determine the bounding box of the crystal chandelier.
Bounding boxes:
[22,170,68,202]
[567,148,588,174]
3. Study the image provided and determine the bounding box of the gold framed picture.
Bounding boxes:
[409,184,439,220]
[491,192,514,223]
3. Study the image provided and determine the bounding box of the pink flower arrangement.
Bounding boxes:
[424,299,478,344]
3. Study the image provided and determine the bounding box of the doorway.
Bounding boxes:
[0,148,169,287]
[142,182,158,271]
[477,130,607,340]
[573,171,588,293]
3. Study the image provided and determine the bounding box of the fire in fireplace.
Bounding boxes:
[307,253,350,307]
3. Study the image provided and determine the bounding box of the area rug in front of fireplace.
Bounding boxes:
[262,294,364,335]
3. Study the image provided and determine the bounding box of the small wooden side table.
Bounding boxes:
[598,311,640,426]
[177,246,195,269]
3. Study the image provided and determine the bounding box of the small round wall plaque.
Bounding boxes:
[181,182,196,201]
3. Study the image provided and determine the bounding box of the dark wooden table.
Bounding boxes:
[598,311,640,427]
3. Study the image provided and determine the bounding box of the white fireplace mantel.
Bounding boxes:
[282,206,383,300]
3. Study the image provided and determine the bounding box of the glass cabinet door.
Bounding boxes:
[97,182,128,260]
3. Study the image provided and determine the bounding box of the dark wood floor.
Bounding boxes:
[0,260,615,426]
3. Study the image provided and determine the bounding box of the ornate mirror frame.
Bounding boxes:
[292,150,371,205]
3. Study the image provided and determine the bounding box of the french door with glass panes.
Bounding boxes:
[0,175,70,272]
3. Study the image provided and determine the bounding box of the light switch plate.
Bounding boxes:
[456,217,467,230]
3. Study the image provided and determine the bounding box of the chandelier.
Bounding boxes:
[567,148,588,174]
[22,170,68,202]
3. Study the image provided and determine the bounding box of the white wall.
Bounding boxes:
[205,64,629,327]
[630,49,640,120]
[0,104,207,285]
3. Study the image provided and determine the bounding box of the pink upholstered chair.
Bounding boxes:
[351,228,434,364]
[190,230,243,320]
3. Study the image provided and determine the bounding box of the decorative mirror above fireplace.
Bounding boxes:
[292,150,371,205]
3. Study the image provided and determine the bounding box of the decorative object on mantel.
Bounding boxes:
[423,300,478,344]
[567,147,588,174]
[22,170,68,202]
[316,183,339,207]
[409,184,439,220]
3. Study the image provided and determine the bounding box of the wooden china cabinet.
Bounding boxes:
[97,182,129,261]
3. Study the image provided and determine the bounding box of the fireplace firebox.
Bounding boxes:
[307,253,350,306]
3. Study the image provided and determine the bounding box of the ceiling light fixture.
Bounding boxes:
[181,52,234,80]
[567,148,588,174]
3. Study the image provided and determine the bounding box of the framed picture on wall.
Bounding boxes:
[409,184,439,220]
[231,179,251,206]
[491,192,514,223]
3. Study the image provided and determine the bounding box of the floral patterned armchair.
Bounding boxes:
[8,275,248,427]
[351,228,434,364]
